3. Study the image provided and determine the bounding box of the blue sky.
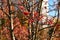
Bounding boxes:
[48,0,57,16]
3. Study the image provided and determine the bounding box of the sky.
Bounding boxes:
[48,0,58,17]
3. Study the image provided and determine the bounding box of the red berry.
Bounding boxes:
[23,11,29,15]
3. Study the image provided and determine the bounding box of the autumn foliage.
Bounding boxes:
[0,0,60,40]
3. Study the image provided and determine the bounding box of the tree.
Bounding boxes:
[0,0,60,40]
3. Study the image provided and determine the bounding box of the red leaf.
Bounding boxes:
[48,20,53,24]
[34,11,38,17]
[19,6,25,10]
[28,19,34,24]
[37,15,44,21]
